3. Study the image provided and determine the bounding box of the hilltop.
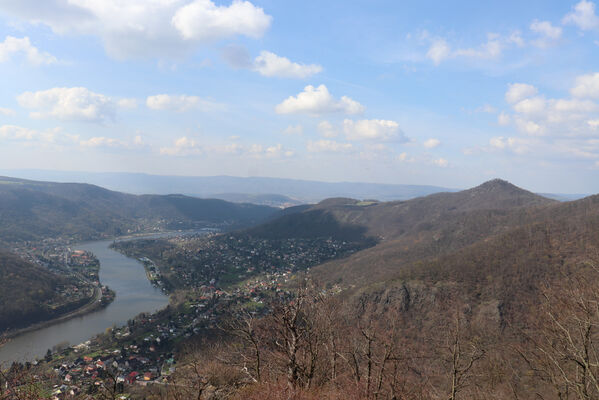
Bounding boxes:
[0,176,278,242]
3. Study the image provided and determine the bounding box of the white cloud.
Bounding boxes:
[0,107,15,116]
[512,96,547,115]
[498,112,511,125]
[508,30,525,47]
[275,85,364,116]
[146,94,220,112]
[317,120,338,138]
[133,135,144,146]
[488,136,531,154]
[433,158,448,167]
[571,72,599,98]
[283,124,303,135]
[248,143,294,158]
[499,75,599,162]
[172,0,271,41]
[0,0,272,60]
[515,118,544,136]
[530,20,562,40]
[0,36,56,65]
[505,83,538,104]
[552,98,598,113]
[454,33,503,60]
[306,139,353,153]
[563,0,599,31]
[265,144,294,158]
[426,38,451,65]
[79,136,124,148]
[253,51,322,79]
[0,124,67,144]
[490,136,508,149]
[423,138,440,148]
[117,98,138,109]
[343,119,406,142]
[588,119,599,129]
[397,152,414,162]
[160,136,202,156]
[17,87,120,122]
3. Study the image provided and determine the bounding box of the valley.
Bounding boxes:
[2,177,599,399]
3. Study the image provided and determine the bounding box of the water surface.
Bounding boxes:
[0,239,169,365]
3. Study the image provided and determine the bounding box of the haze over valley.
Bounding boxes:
[3,0,599,399]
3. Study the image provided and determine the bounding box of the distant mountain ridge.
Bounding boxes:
[0,169,457,204]
[247,179,555,242]
[0,176,278,242]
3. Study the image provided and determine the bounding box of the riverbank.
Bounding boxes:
[0,238,171,364]
[0,286,108,347]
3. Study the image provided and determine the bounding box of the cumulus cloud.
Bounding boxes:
[160,136,202,156]
[571,72,599,98]
[253,51,322,79]
[283,124,303,135]
[512,96,547,115]
[0,36,56,65]
[221,47,322,79]
[498,112,511,125]
[530,20,562,40]
[488,136,531,154]
[306,139,353,153]
[247,143,294,158]
[563,0,599,31]
[426,33,507,65]
[317,121,338,138]
[342,119,406,142]
[146,94,221,112]
[508,31,525,47]
[79,136,124,148]
[505,83,538,104]
[397,152,414,162]
[515,118,544,136]
[0,107,15,116]
[433,158,448,167]
[454,33,503,59]
[0,124,73,145]
[423,138,440,148]
[172,0,271,41]
[495,75,599,164]
[426,38,451,65]
[0,0,272,59]
[275,85,364,116]
[17,87,124,122]
[0,124,49,141]
[117,98,138,109]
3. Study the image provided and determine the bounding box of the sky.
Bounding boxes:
[1,1,599,193]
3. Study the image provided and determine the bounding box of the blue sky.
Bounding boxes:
[1,0,599,192]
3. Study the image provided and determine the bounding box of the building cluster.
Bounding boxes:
[117,234,362,292]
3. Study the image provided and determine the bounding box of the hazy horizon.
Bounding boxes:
[1,1,599,193]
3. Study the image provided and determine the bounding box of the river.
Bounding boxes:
[0,238,171,365]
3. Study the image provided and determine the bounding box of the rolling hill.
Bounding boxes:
[0,250,72,332]
[0,176,278,242]
[0,170,457,203]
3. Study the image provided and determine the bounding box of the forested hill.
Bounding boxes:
[0,250,70,332]
[244,179,555,241]
[0,176,278,242]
